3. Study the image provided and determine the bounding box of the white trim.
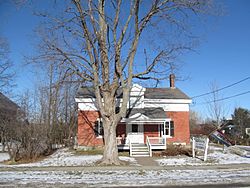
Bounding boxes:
[162,121,174,137]
[145,103,190,112]
[129,113,149,119]
[158,124,160,137]
[121,118,170,124]
[75,98,96,103]
[78,103,97,111]
[76,98,191,104]
[144,98,192,104]
[76,98,191,112]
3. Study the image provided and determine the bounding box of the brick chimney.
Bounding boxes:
[169,74,175,88]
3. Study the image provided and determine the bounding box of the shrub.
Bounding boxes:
[155,144,192,157]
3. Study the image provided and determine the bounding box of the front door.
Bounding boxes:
[126,124,144,144]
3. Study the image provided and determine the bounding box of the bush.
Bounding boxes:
[154,144,192,157]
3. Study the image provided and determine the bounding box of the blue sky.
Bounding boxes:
[0,0,250,119]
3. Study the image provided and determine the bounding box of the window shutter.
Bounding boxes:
[94,121,99,137]
[99,121,104,135]
[170,121,174,137]
[94,120,104,136]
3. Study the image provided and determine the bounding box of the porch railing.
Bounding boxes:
[129,140,132,157]
[116,137,127,145]
[147,137,166,147]
[146,136,152,157]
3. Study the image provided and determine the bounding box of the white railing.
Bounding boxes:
[147,137,166,145]
[147,137,167,149]
[146,136,152,157]
[129,140,132,157]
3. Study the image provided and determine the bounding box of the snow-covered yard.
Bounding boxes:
[0,148,138,167]
[0,145,250,167]
[0,145,250,187]
[157,145,250,166]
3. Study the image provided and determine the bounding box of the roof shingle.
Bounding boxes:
[76,86,190,100]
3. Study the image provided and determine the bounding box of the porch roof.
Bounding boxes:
[121,107,169,124]
[126,107,167,119]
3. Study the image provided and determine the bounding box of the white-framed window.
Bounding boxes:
[162,121,174,137]
[95,119,104,137]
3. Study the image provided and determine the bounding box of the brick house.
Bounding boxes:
[75,75,192,155]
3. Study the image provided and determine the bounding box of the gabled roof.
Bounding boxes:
[76,87,96,98]
[144,87,190,99]
[76,86,190,100]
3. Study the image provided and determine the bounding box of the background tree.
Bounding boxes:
[232,107,250,139]
[206,82,227,128]
[189,110,202,129]
[32,0,217,165]
[0,37,15,93]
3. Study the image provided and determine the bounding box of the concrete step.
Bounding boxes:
[133,154,150,157]
[131,147,148,151]
[130,144,150,157]
[131,144,147,147]
[132,151,149,155]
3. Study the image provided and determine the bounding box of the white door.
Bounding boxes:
[126,124,144,144]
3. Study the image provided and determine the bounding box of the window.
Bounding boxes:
[95,119,104,137]
[132,124,138,133]
[163,121,174,137]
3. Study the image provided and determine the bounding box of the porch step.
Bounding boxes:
[130,144,150,157]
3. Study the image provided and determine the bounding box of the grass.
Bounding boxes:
[4,155,48,165]
[74,149,103,155]
[74,148,130,156]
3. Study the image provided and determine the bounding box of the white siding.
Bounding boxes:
[144,103,190,112]
[76,84,191,112]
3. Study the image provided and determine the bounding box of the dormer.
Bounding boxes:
[129,84,145,109]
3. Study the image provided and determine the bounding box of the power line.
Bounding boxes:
[193,90,250,106]
[192,76,250,99]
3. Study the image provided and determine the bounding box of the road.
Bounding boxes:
[0,164,250,187]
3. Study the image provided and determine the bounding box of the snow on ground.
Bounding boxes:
[157,145,250,166]
[0,153,9,162]
[1,145,250,167]
[0,169,249,187]
[0,148,137,167]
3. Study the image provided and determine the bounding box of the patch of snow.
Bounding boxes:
[209,150,250,164]
[209,144,224,151]
[119,156,138,165]
[0,148,137,167]
[0,152,10,162]
[157,156,204,166]
[157,145,250,166]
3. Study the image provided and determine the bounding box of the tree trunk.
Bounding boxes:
[100,120,120,165]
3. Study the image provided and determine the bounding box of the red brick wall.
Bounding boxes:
[144,124,159,143]
[78,111,127,147]
[78,111,104,146]
[78,110,190,146]
[166,111,190,144]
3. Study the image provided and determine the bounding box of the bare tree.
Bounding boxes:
[32,0,217,165]
[189,110,202,130]
[206,82,228,128]
[0,37,15,93]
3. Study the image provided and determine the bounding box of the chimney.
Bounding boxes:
[169,74,175,88]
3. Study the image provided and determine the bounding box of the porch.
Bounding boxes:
[117,136,166,157]
[115,107,171,157]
